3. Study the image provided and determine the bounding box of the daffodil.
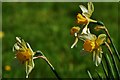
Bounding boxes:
[13,37,60,79]
[13,37,34,78]
[70,26,80,48]
[79,33,106,66]
[70,26,92,48]
[77,2,97,34]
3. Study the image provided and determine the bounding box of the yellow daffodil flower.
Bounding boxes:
[80,33,106,66]
[13,37,34,78]
[78,2,97,34]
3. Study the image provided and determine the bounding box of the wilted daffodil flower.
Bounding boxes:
[13,37,60,79]
[77,2,97,34]
[79,33,106,66]
[13,37,34,78]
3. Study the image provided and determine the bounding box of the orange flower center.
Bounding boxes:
[83,40,95,52]
[16,49,32,63]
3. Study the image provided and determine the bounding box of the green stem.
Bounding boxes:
[94,25,120,61]
[34,52,61,80]
[95,69,103,79]
[104,27,120,62]
[101,61,108,78]
[102,53,114,78]
[105,42,120,78]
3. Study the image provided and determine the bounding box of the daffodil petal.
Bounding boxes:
[26,43,34,56]
[88,2,94,17]
[81,25,88,34]
[79,5,88,14]
[71,37,78,48]
[87,28,90,34]
[16,37,21,43]
[93,47,103,66]
[26,59,34,78]
[13,43,20,51]
[79,33,96,41]
[96,34,106,46]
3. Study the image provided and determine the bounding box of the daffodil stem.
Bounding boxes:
[95,69,102,79]
[101,61,108,78]
[105,42,120,78]
[104,27,120,62]
[35,56,61,80]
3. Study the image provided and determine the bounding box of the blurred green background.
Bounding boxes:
[2,2,118,78]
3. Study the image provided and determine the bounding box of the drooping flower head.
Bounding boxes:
[77,2,97,34]
[80,33,106,66]
[13,37,34,78]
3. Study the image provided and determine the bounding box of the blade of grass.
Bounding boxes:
[101,61,108,78]
[87,70,93,80]
[105,42,120,78]
[95,69,103,80]
[103,53,112,78]
[105,54,115,78]
[104,53,115,78]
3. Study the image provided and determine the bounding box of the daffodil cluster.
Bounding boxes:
[71,2,106,66]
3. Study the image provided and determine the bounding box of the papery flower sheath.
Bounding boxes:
[13,37,34,78]
[80,33,106,66]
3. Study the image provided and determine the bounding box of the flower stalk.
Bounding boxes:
[105,42,120,78]
[34,51,61,80]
